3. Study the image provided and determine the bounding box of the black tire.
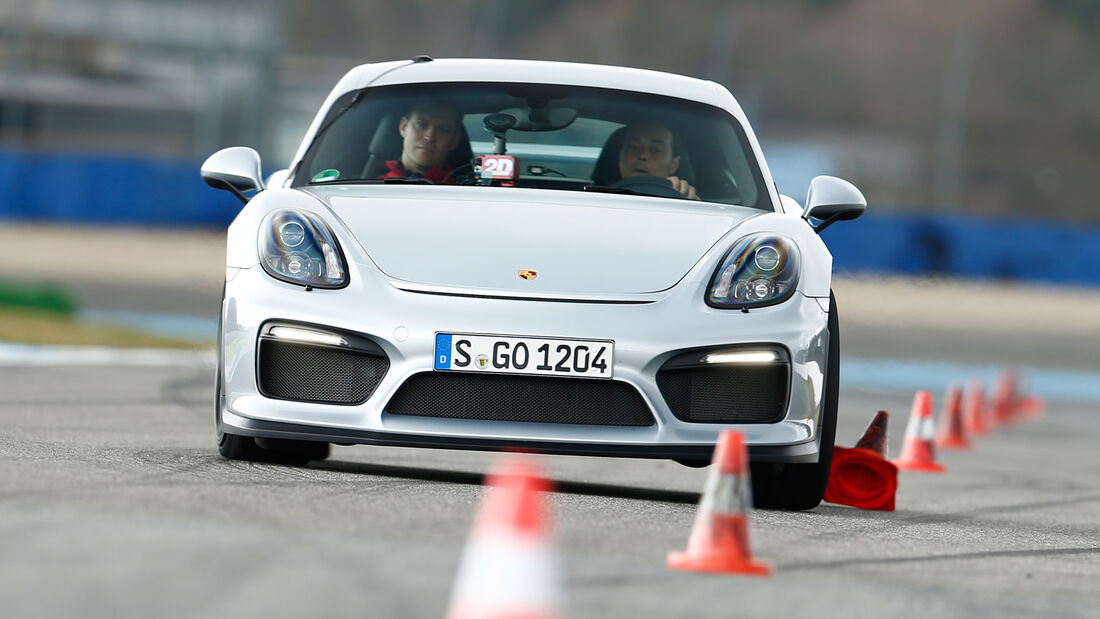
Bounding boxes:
[219,432,330,465]
[214,285,330,465]
[752,291,841,510]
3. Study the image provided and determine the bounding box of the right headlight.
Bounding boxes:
[706,233,799,309]
[259,210,347,288]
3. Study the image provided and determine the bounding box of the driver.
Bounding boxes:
[618,123,698,199]
[381,102,463,183]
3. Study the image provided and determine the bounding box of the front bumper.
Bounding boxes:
[220,264,831,463]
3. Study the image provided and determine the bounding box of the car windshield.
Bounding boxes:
[294,82,771,210]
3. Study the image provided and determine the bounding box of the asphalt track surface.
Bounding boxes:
[2,352,1099,618]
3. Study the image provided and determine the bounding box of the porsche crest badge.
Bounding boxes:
[518,269,538,280]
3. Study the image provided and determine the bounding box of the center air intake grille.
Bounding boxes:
[657,364,788,423]
[386,372,655,426]
[258,339,388,405]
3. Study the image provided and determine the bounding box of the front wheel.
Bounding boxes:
[214,286,330,466]
[752,291,840,510]
[218,431,330,466]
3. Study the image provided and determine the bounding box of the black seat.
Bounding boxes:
[591,126,694,186]
[362,114,473,179]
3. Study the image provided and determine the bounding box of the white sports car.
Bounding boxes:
[202,57,865,509]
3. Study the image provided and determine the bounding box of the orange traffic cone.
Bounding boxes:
[824,410,898,511]
[935,384,970,450]
[963,378,991,437]
[892,390,946,472]
[446,453,561,619]
[991,370,1021,427]
[668,430,771,576]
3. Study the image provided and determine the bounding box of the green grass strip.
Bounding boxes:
[0,280,79,314]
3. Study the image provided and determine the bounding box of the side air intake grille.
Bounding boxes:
[657,348,789,423]
[258,339,388,405]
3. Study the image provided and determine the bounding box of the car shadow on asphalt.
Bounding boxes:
[312,459,701,505]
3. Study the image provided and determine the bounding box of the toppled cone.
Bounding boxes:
[447,453,561,619]
[935,384,970,450]
[824,410,898,511]
[892,390,946,473]
[668,430,771,576]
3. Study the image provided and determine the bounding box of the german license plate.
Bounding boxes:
[434,333,613,379]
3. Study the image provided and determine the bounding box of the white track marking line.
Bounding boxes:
[0,343,213,366]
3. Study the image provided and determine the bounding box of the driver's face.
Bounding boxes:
[399,107,461,173]
[618,125,680,179]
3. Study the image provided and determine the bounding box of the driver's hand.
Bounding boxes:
[667,175,699,200]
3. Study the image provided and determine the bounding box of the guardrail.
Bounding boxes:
[2,150,1098,286]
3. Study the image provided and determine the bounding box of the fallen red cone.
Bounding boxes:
[935,384,970,450]
[447,453,561,619]
[892,390,946,472]
[824,410,898,511]
[668,430,771,576]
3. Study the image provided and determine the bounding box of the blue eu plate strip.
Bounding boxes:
[434,334,452,370]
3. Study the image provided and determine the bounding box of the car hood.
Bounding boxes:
[311,186,756,296]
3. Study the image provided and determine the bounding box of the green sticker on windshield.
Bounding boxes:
[311,169,340,183]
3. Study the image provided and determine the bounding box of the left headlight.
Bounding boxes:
[706,233,799,309]
[259,210,347,288]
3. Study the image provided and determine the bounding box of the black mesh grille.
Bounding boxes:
[258,339,388,405]
[657,364,788,423]
[387,372,655,426]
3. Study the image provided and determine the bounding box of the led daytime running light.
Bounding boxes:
[269,326,347,347]
[703,351,780,364]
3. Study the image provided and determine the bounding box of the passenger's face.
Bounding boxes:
[618,125,680,179]
[399,108,461,173]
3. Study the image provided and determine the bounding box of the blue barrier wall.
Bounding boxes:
[822,211,1100,286]
[2,150,1099,286]
[0,149,241,226]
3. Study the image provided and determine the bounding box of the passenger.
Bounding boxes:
[381,102,463,183]
[617,123,698,199]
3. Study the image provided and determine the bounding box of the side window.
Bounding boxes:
[303,104,382,183]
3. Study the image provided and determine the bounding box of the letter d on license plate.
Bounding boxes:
[435,333,613,379]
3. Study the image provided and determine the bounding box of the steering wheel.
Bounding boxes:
[443,157,491,185]
[609,174,686,199]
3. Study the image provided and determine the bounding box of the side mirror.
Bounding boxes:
[201,147,265,204]
[803,175,866,233]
